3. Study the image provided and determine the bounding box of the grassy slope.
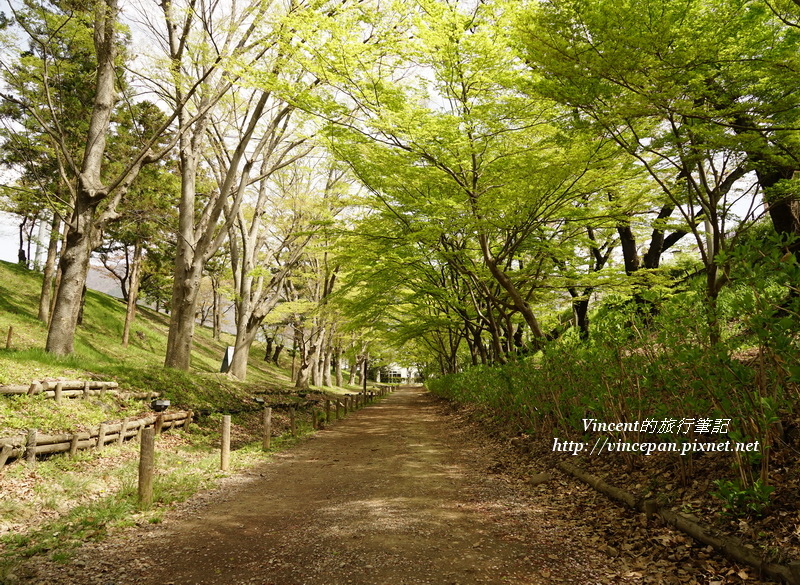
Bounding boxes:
[0,260,359,576]
[0,259,296,401]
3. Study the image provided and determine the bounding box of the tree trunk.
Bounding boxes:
[295,337,314,389]
[164,258,202,369]
[228,320,260,380]
[322,347,332,387]
[38,213,61,323]
[617,223,640,275]
[572,296,590,341]
[46,0,134,355]
[46,198,101,355]
[212,287,221,341]
[348,358,357,385]
[122,242,143,347]
[18,216,27,267]
[479,235,545,343]
[264,337,274,361]
[334,347,343,387]
[164,142,202,370]
[271,343,283,365]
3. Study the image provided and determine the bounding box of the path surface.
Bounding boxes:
[22,387,618,585]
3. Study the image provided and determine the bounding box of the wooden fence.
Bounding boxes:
[0,410,193,466]
[0,380,157,402]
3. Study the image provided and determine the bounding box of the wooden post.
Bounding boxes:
[118,418,129,446]
[82,380,90,399]
[289,407,296,437]
[336,400,341,420]
[25,429,37,464]
[97,423,107,450]
[262,407,272,451]
[0,444,12,467]
[5,326,11,349]
[325,400,331,423]
[69,434,79,457]
[138,428,155,509]
[221,415,231,471]
[312,409,319,430]
[184,410,193,433]
[344,396,349,415]
[154,414,164,436]
[54,381,63,404]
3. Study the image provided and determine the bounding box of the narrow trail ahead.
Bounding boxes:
[24,387,619,585]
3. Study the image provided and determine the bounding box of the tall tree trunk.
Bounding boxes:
[46,0,146,355]
[164,259,203,369]
[228,319,261,380]
[348,358,357,385]
[334,346,343,387]
[479,234,545,343]
[295,330,314,389]
[46,205,98,354]
[322,346,332,387]
[164,141,202,370]
[122,242,143,347]
[271,343,283,365]
[17,216,27,266]
[264,336,274,361]
[212,287,221,341]
[38,213,61,323]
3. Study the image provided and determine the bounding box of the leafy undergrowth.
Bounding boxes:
[446,398,800,584]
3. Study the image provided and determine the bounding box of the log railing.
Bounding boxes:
[0,410,193,466]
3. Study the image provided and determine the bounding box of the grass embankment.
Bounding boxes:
[0,260,358,578]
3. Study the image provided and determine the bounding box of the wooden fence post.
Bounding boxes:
[325,399,331,423]
[289,407,296,437]
[25,429,37,464]
[336,399,341,420]
[221,415,231,471]
[5,326,11,349]
[97,423,107,450]
[118,418,129,446]
[262,407,272,451]
[184,410,193,433]
[54,381,63,404]
[82,380,90,399]
[69,434,79,457]
[138,428,155,509]
[154,414,164,436]
[312,409,319,430]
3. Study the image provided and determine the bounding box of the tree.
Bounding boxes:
[321,0,628,356]
[516,0,793,342]
[225,159,342,381]
[1,0,197,355]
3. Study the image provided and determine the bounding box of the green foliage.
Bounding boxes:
[712,479,774,518]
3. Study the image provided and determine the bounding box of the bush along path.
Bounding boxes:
[11,387,777,585]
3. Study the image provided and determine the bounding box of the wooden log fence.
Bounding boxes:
[0,410,193,466]
[0,379,159,403]
[558,460,800,585]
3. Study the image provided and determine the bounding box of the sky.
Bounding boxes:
[0,211,20,263]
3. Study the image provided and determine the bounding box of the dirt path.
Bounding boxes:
[21,387,622,585]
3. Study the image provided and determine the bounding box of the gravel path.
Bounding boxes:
[19,387,620,585]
